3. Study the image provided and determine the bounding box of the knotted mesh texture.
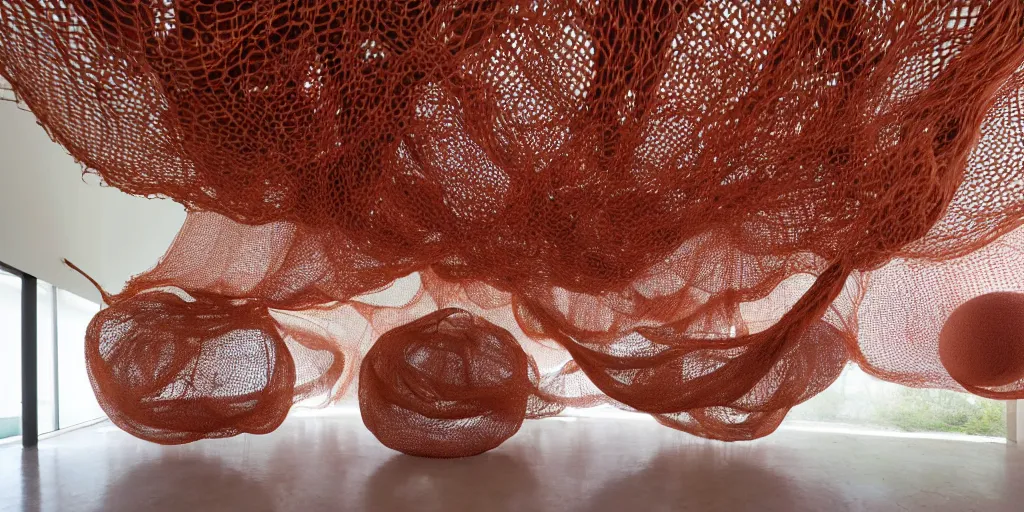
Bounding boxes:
[4,0,1024,455]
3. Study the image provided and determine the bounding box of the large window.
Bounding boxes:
[0,263,107,443]
[0,268,21,439]
[37,281,55,434]
[789,364,1006,437]
[56,289,103,428]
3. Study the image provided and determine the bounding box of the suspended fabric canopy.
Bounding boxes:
[3,0,1024,456]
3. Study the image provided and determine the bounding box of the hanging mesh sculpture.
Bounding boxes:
[3,0,1024,457]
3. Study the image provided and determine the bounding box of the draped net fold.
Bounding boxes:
[3,0,1024,455]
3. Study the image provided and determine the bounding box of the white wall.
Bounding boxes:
[0,100,185,302]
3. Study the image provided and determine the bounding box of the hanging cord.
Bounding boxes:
[63,259,114,305]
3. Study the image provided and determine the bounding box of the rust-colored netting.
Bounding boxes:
[86,290,297,444]
[359,307,543,458]
[3,1,1024,455]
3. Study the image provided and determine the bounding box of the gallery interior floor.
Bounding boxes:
[1,411,1021,512]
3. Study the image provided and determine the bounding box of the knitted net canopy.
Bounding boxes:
[3,0,1024,456]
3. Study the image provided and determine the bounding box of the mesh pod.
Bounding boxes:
[86,290,296,444]
[359,308,536,458]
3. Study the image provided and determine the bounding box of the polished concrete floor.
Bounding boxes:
[1,412,1021,512]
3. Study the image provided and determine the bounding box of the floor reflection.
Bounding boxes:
[1,414,1021,512]
[96,455,277,512]
[584,445,846,512]
[364,452,539,512]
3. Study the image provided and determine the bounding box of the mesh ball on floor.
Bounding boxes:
[359,308,534,458]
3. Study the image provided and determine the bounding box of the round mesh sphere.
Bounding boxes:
[939,292,1024,388]
[86,291,296,444]
[359,308,533,458]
